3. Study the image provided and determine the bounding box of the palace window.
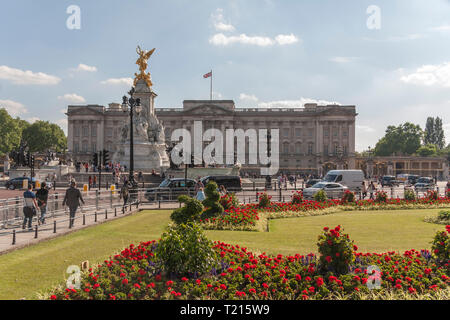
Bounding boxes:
[74,126,80,137]
[106,128,113,137]
[282,128,290,138]
[295,143,302,154]
[324,144,329,156]
[295,128,301,137]
[73,142,79,153]
[82,141,88,152]
[308,143,314,155]
[283,142,290,154]
[91,125,97,137]
[92,143,97,153]
[82,126,89,137]
[324,128,329,137]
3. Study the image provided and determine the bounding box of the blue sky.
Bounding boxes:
[1,0,450,151]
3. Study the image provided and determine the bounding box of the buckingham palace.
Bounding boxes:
[66,99,357,175]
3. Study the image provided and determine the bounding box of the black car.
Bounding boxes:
[381,176,400,187]
[305,179,322,188]
[145,178,196,201]
[5,177,37,190]
[200,175,242,192]
[407,175,419,185]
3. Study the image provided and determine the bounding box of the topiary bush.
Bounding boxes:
[201,181,224,220]
[291,191,303,204]
[219,192,239,210]
[437,210,450,222]
[431,225,449,265]
[317,225,356,275]
[314,189,328,202]
[341,190,355,204]
[257,192,272,208]
[404,189,416,201]
[154,222,219,276]
[170,195,204,225]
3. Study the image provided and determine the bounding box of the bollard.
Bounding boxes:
[129,204,132,212]
[53,220,56,233]
[179,201,181,208]
[158,200,161,209]
[83,214,86,225]
[12,229,16,245]
[253,181,255,191]
[35,225,38,239]
[115,207,117,217]
[122,206,125,214]
[105,209,108,220]
[95,211,97,222]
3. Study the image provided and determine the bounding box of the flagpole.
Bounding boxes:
[210,70,213,101]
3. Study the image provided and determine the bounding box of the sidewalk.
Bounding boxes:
[0,201,180,255]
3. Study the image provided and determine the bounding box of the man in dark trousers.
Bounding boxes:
[36,181,49,225]
[23,184,38,230]
[120,182,130,210]
[62,180,85,228]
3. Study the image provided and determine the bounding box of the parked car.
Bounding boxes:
[381,176,401,187]
[322,170,365,191]
[5,177,36,190]
[305,179,322,188]
[144,178,196,201]
[416,177,434,185]
[407,175,419,185]
[200,175,242,192]
[303,182,348,200]
[414,182,433,191]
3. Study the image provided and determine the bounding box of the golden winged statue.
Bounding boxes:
[134,45,156,88]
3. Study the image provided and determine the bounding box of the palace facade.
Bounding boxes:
[66,99,358,174]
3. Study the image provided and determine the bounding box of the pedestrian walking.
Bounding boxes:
[62,180,85,228]
[219,185,227,196]
[368,182,375,200]
[36,181,49,225]
[196,187,206,201]
[120,182,130,207]
[362,181,367,199]
[23,184,38,230]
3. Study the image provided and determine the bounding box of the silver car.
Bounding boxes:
[303,182,348,200]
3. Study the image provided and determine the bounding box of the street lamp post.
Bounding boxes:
[122,87,142,188]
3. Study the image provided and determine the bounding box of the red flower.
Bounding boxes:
[308,286,315,293]
[181,277,188,282]
[295,274,302,281]
[220,284,227,290]
[155,274,162,281]
[325,256,332,263]
[166,280,173,287]
[50,295,57,300]
[316,277,324,286]
[134,283,141,289]
[122,279,128,285]
[147,283,155,289]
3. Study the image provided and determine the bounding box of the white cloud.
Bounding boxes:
[274,34,299,45]
[356,125,375,133]
[429,25,450,32]
[387,33,425,41]
[0,99,28,116]
[209,33,299,47]
[211,8,235,32]
[100,77,133,86]
[239,93,259,102]
[330,56,358,63]
[71,63,97,72]
[57,93,86,104]
[400,62,450,87]
[0,65,61,85]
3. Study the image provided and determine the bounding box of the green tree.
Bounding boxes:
[424,117,435,145]
[416,144,437,157]
[0,109,21,156]
[374,122,423,156]
[434,117,445,149]
[22,121,67,152]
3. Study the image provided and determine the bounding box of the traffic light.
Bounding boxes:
[30,155,35,168]
[93,152,98,167]
[24,152,30,166]
[102,149,109,166]
[190,154,194,168]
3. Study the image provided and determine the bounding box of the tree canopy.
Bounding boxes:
[0,108,66,155]
[0,109,21,156]
[374,122,423,156]
[424,117,445,149]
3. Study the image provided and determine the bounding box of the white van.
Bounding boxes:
[322,170,365,191]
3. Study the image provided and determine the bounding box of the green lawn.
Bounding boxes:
[0,208,446,300]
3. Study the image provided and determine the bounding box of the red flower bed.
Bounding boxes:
[49,232,450,300]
